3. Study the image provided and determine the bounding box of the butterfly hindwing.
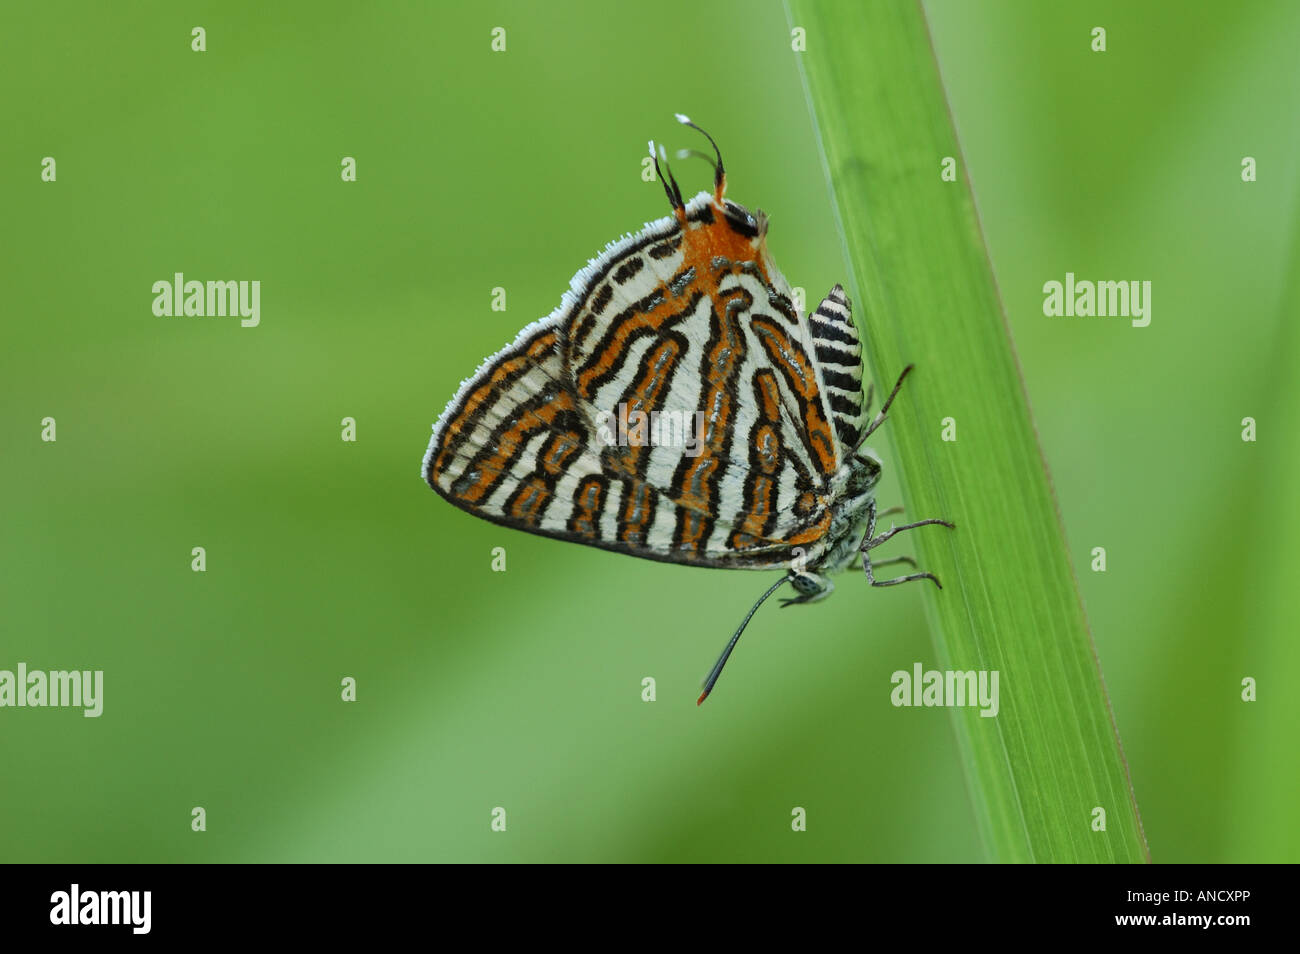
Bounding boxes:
[807,284,869,455]
[425,192,845,568]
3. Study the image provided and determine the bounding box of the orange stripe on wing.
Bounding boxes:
[567,476,605,540]
[508,478,551,525]
[434,332,559,478]
[619,480,656,545]
[606,337,683,478]
[456,390,576,505]
[750,316,838,477]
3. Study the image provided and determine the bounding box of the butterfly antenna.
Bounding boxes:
[855,364,914,455]
[675,147,719,178]
[659,144,686,209]
[675,113,726,201]
[698,574,789,705]
[649,140,685,216]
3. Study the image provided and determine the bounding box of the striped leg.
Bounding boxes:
[861,499,955,588]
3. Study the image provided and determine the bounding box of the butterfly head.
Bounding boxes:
[653,115,783,289]
[846,450,883,499]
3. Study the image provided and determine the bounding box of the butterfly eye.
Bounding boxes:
[722,201,761,239]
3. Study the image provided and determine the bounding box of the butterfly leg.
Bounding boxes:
[860,499,955,588]
[871,555,918,570]
[779,571,835,608]
[856,365,915,451]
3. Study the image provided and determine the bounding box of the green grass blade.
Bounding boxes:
[1225,219,1300,860]
[787,0,1149,862]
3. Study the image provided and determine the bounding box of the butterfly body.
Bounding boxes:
[422,117,953,701]
[821,453,885,573]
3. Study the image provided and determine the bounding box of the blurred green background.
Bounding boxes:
[1,0,1295,862]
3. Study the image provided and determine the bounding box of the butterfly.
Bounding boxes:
[423,115,954,703]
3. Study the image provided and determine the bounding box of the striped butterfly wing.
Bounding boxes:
[425,192,855,568]
[806,283,869,454]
